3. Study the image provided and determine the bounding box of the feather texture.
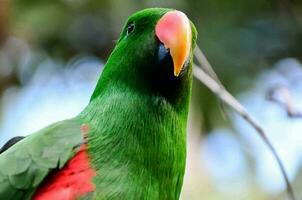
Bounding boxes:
[33,145,95,200]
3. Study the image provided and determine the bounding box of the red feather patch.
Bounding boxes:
[33,145,96,200]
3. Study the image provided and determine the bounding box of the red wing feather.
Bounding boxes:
[33,145,96,200]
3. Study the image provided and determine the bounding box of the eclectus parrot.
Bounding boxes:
[0,8,197,200]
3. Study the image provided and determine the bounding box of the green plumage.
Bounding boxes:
[0,8,197,200]
[0,120,83,199]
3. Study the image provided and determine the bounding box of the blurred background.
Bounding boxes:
[0,0,302,199]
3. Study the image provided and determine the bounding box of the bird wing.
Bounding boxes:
[0,119,84,200]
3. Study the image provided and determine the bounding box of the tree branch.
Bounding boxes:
[193,46,296,200]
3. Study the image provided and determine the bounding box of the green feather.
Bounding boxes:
[80,8,198,200]
[0,119,84,199]
[0,7,197,200]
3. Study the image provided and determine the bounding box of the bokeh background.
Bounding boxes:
[0,0,302,199]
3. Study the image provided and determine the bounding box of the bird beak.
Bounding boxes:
[155,10,192,77]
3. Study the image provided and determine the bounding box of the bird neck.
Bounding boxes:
[79,84,190,199]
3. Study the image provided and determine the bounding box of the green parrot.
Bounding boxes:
[0,8,197,200]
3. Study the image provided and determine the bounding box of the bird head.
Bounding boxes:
[91,8,197,108]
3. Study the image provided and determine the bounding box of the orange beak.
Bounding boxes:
[155,10,192,77]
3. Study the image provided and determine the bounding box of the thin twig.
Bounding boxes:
[195,46,229,121]
[193,47,296,200]
[194,46,222,86]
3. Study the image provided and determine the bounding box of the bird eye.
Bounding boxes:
[126,23,135,36]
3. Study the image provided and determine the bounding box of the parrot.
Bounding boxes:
[0,8,197,200]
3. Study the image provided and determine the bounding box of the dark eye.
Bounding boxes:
[126,23,135,36]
